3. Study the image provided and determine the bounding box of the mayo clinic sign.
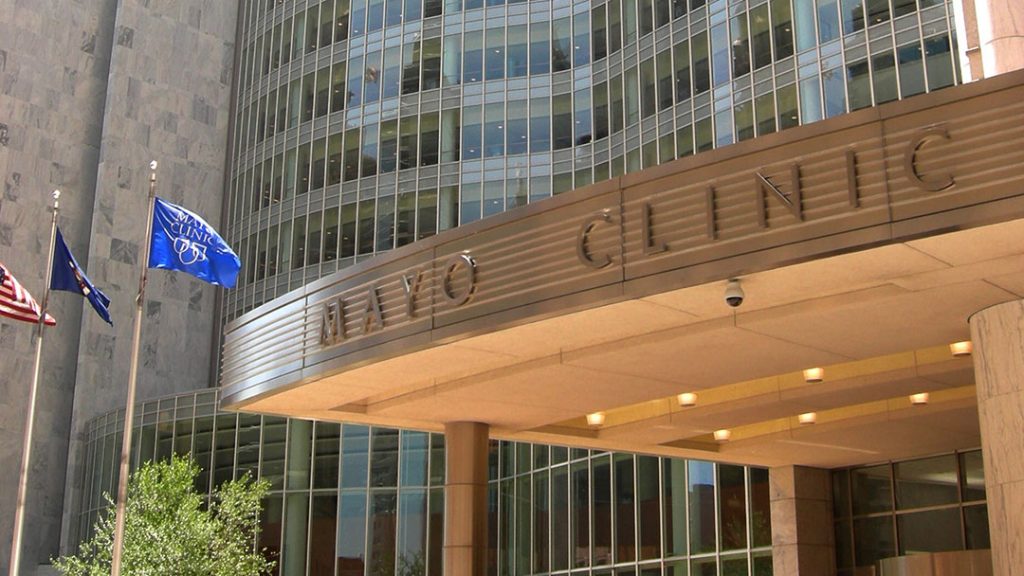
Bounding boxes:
[220,74,1024,402]
[316,123,960,348]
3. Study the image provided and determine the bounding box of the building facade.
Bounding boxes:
[224,0,962,320]
[0,0,1020,574]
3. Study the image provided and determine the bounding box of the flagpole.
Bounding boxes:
[8,190,60,576]
[110,161,157,576]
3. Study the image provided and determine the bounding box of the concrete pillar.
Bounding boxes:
[769,466,836,576]
[443,422,490,575]
[969,300,1024,575]
[956,0,1024,79]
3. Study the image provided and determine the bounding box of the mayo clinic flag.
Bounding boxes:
[148,197,241,288]
[0,262,56,326]
[51,228,113,325]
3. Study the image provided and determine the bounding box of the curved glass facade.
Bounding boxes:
[225,0,961,319]
[78,390,774,575]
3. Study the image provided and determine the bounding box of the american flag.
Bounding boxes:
[0,262,56,326]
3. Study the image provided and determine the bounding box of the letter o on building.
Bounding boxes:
[443,253,477,307]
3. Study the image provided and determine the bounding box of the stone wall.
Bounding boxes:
[59,0,239,556]
[0,0,118,570]
[0,0,239,571]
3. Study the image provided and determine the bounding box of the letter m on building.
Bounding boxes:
[320,298,345,346]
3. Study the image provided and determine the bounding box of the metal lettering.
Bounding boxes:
[319,298,345,346]
[706,186,717,239]
[846,149,859,208]
[442,253,476,307]
[904,125,954,192]
[755,165,802,228]
[641,201,668,255]
[361,285,384,334]
[577,211,613,268]
[401,268,425,318]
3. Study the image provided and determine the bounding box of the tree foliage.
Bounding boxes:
[55,454,274,576]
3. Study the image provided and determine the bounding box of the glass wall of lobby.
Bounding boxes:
[76,389,993,574]
[78,390,775,575]
[224,0,961,320]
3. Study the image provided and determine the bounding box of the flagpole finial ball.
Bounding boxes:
[52,190,60,200]
[150,160,158,171]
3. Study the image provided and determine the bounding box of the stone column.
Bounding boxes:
[956,0,1024,79]
[969,300,1024,575]
[444,421,490,575]
[769,466,836,576]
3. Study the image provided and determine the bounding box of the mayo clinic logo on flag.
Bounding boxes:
[148,197,241,288]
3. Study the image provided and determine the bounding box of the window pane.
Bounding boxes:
[823,67,846,118]
[925,34,955,91]
[751,5,772,69]
[898,508,963,554]
[750,467,771,547]
[719,464,747,550]
[261,495,283,576]
[872,50,898,103]
[368,492,398,576]
[663,459,686,557]
[960,451,986,502]
[398,490,427,571]
[615,455,637,562]
[637,456,660,560]
[313,422,340,489]
[309,495,338,575]
[338,492,367,576]
[964,504,990,549]
[535,470,550,572]
[573,461,591,567]
[593,456,613,565]
[688,460,716,554]
[342,424,370,488]
[854,516,895,567]
[552,466,570,570]
[895,454,958,510]
[260,418,285,490]
[771,0,794,60]
[852,464,892,515]
[898,42,925,97]
[400,431,429,487]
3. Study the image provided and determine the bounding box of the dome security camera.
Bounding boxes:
[724,279,744,308]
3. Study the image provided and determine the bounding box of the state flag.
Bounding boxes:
[50,228,113,325]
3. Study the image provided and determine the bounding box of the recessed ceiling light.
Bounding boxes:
[798,412,817,425]
[586,412,606,427]
[949,341,973,357]
[909,392,930,405]
[803,367,824,383]
[677,392,698,407]
[713,429,731,442]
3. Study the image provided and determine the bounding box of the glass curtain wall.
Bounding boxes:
[832,450,990,575]
[78,390,775,576]
[226,0,962,320]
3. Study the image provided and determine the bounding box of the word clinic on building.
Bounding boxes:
[318,122,957,348]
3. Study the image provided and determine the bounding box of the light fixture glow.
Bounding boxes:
[909,392,930,405]
[677,392,698,407]
[713,429,732,442]
[949,341,973,357]
[803,367,825,383]
[586,412,606,427]
[798,412,817,425]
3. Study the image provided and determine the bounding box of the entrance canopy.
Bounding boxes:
[221,71,1024,469]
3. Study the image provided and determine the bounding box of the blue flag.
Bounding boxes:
[51,228,113,325]
[148,197,241,288]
